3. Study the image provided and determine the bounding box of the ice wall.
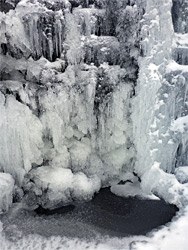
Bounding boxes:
[0,0,145,208]
[132,0,188,207]
[132,0,174,175]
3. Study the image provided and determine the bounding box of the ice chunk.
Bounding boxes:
[171,116,188,133]
[141,162,188,208]
[24,166,101,208]
[166,60,188,73]
[0,173,14,214]
[175,167,188,184]
[111,181,159,200]
[69,140,91,171]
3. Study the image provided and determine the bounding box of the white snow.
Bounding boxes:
[111,181,159,200]
[166,60,188,73]
[141,162,188,208]
[133,207,188,250]
[171,115,188,133]
[1,206,188,250]
[28,166,101,207]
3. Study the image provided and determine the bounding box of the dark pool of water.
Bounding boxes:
[35,188,178,237]
[1,188,178,239]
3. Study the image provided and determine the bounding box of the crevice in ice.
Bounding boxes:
[175,143,183,168]
[70,0,105,9]
[172,0,188,34]
[0,0,20,13]
[1,43,8,55]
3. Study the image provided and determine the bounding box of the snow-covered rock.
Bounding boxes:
[23,166,101,209]
[111,180,159,200]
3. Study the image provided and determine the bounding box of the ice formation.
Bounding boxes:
[0,173,14,213]
[0,0,188,212]
[175,166,188,183]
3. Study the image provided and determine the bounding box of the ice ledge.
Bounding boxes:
[140,162,188,208]
[166,60,188,73]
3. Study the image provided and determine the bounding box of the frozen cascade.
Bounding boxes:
[0,0,188,211]
[132,0,188,207]
[0,0,142,209]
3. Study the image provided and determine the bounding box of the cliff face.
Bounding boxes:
[0,0,188,210]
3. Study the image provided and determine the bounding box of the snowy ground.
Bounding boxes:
[0,206,188,250]
[0,189,187,250]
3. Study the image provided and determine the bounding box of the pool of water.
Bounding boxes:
[0,188,178,240]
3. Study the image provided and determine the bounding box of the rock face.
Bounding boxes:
[0,0,188,209]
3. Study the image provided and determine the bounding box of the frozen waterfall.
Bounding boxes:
[0,0,188,213]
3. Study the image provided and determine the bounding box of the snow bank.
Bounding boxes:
[133,206,188,250]
[141,162,188,208]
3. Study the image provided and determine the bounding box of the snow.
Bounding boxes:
[167,60,188,73]
[111,181,159,200]
[141,162,188,208]
[0,173,14,214]
[133,207,188,250]
[0,206,188,250]
[25,166,101,208]
[171,115,188,133]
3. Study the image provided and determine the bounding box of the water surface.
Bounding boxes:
[1,188,178,240]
